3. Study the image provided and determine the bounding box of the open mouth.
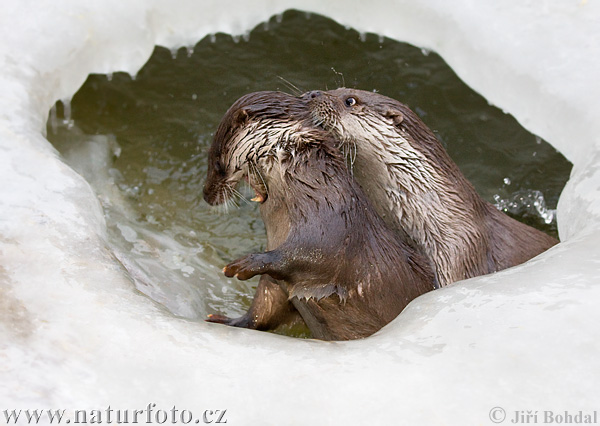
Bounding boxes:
[245,174,268,204]
[250,188,266,203]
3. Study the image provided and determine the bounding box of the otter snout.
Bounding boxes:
[304,90,339,132]
[203,182,218,205]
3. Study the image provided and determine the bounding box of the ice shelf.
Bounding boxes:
[1,1,599,424]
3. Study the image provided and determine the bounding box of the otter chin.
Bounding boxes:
[303,88,558,286]
[203,91,436,340]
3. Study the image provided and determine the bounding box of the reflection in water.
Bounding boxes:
[46,10,571,336]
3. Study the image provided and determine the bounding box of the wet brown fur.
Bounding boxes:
[305,88,558,286]
[203,91,436,340]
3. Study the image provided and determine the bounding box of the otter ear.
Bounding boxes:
[385,109,404,127]
[234,109,250,125]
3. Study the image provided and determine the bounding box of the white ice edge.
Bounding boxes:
[1,0,599,424]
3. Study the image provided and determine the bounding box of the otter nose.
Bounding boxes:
[307,90,322,99]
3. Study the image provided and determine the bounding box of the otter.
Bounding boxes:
[304,88,558,286]
[203,91,436,340]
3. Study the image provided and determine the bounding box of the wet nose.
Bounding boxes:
[306,90,322,99]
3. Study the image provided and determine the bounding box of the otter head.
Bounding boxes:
[304,88,406,149]
[203,91,311,207]
[303,87,451,196]
[302,88,420,217]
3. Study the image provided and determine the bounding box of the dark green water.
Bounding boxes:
[47,10,571,333]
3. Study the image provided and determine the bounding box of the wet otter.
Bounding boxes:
[304,88,558,286]
[203,91,436,340]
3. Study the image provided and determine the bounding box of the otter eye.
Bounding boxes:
[214,159,225,175]
[345,97,357,107]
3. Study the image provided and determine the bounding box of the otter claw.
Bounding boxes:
[223,255,263,280]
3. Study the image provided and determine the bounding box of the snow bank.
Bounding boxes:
[1,0,599,424]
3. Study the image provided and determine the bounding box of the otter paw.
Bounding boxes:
[223,254,265,280]
[206,313,253,328]
[205,314,232,324]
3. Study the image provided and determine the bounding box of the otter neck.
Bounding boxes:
[259,193,291,251]
[266,143,354,224]
[255,136,352,250]
[350,129,492,286]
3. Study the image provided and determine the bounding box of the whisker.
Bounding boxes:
[331,67,345,88]
[250,162,269,199]
[339,139,357,175]
[217,199,229,214]
[313,117,325,128]
[219,192,230,214]
[215,185,240,214]
[277,76,304,96]
[349,139,357,174]
[231,186,251,205]
[226,186,240,209]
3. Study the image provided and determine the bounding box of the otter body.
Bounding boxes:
[202,88,558,338]
[305,88,558,285]
[203,92,435,340]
